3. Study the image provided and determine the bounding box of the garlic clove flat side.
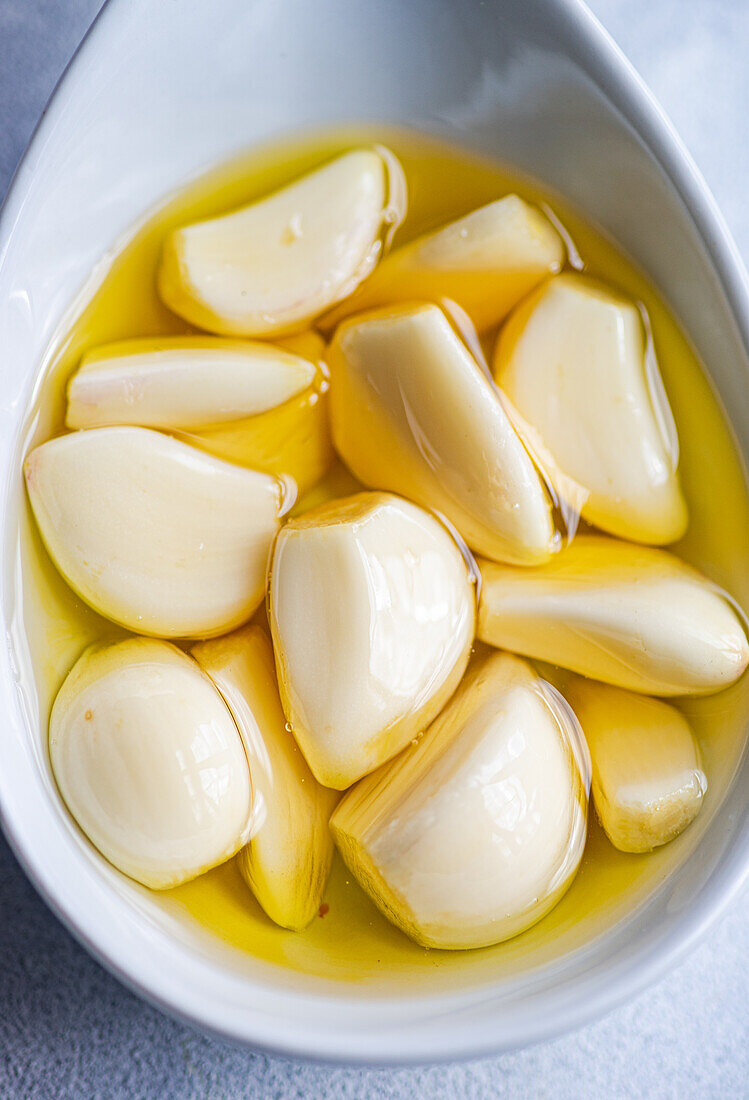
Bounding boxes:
[328,303,557,564]
[192,625,338,931]
[331,651,588,950]
[24,426,283,638]
[50,638,254,889]
[565,678,706,853]
[322,195,564,332]
[66,336,316,431]
[494,274,687,544]
[158,148,403,336]
[477,535,749,695]
[269,491,476,789]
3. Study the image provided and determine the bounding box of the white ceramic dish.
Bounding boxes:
[1,0,749,1065]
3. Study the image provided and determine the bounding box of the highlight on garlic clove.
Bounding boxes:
[331,651,589,950]
[565,678,706,853]
[494,274,688,544]
[179,331,334,495]
[24,426,283,638]
[269,491,476,790]
[327,302,558,564]
[322,194,564,333]
[66,336,316,430]
[477,535,749,696]
[50,638,255,889]
[192,625,338,931]
[158,148,405,337]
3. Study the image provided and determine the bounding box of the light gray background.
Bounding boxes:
[1,2,747,1096]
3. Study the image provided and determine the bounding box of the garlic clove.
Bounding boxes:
[179,331,333,495]
[269,491,475,789]
[494,274,687,544]
[322,195,564,332]
[50,638,254,889]
[24,426,283,638]
[328,303,557,564]
[192,625,338,931]
[66,336,315,430]
[565,678,706,853]
[158,148,403,336]
[477,535,749,695]
[331,651,588,950]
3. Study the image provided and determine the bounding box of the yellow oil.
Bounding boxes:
[14,127,749,992]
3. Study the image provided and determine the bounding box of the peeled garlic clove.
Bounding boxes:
[332,652,588,950]
[328,303,557,564]
[181,332,333,495]
[24,426,283,638]
[66,336,315,430]
[158,148,402,336]
[323,195,564,332]
[565,679,706,853]
[192,626,338,931]
[477,535,749,695]
[495,274,688,544]
[50,638,254,889]
[269,492,475,789]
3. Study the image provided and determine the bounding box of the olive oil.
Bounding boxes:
[14,128,749,991]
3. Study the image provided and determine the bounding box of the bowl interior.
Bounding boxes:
[2,0,749,1061]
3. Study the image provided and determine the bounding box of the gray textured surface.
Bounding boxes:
[1,1,748,1096]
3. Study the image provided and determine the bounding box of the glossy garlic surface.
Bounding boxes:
[24,426,284,638]
[159,148,403,336]
[495,274,688,544]
[50,638,255,889]
[193,626,338,930]
[477,536,749,695]
[332,652,589,949]
[329,302,557,564]
[566,679,706,853]
[66,336,315,430]
[269,492,475,789]
[323,194,564,331]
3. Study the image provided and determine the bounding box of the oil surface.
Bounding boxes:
[15,128,749,990]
